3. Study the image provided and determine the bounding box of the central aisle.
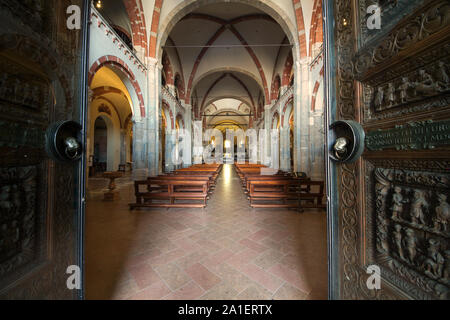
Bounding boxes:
[86,164,327,300]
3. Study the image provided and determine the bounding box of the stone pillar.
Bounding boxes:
[310,112,325,180]
[183,104,192,168]
[280,126,291,172]
[294,58,311,175]
[146,58,160,177]
[165,129,175,172]
[120,129,127,165]
[263,105,272,166]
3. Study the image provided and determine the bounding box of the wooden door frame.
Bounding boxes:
[78,0,91,300]
[323,0,340,300]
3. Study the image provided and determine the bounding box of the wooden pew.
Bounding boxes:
[153,175,214,193]
[244,175,311,194]
[175,167,221,182]
[129,178,209,209]
[248,179,326,210]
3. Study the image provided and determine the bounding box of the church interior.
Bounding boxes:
[84,0,327,300]
[1,0,448,301]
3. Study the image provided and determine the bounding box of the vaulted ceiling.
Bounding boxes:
[163,2,291,127]
[90,67,133,128]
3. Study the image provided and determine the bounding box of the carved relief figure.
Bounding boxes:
[403,228,417,265]
[410,190,428,226]
[398,77,411,104]
[374,86,384,111]
[386,82,396,107]
[415,69,437,96]
[436,61,449,89]
[391,186,405,220]
[434,194,449,232]
[393,224,405,260]
[423,239,445,280]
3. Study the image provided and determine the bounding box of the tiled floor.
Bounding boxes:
[85,165,328,300]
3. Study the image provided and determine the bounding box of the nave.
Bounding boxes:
[86,165,327,300]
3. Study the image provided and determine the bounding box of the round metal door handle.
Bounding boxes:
[333,137,349,160]
[45,120,83,162]
[64,137,82,160]
[329,120,365,163]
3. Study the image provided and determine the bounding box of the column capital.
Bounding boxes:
[146,57,161,70]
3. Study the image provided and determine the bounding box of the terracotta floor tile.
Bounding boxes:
[155,263,191,291]
[273,283,308,300]
[175,250,211,270]
[184,263,222,291]
[254,250,285,270]
[127,281,171,300]
[202,249,235,269]
[86,165,328,300]
[199,282,239,300]
[226,248,261,270]
[128,263,161,290]
[248,229,272,242]
[163,281,205,300]
[238,263,284,293]
[236,284,273,300]
[240,238,270,253]
[268,263,312,294]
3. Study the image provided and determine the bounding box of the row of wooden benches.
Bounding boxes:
[235,163,326,210]
[129,164,222,209]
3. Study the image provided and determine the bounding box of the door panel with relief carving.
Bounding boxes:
[0,0,87,299]
[325,0,450,299]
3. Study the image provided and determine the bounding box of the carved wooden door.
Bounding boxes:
[324,0,450,299]
[0,1,88,299]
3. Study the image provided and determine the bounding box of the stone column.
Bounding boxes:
[294,58,311,175]
[183,104,192,168]
[263,105,272,166]
[120,129,127,165]
[165,129,175,172]
[310,112,325,180]
[280,126,291,172]
[146,57,160,177]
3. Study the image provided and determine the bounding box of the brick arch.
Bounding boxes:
[281,95,294,127]
[309,0,323,57]
[311,81,322,112]
[271,74,281,101]
[292,0,308,58]
[162,51,174,85]
[161,100,175,129]
[282,51,294,87]
[174,73,185,100]
[272,111,280,129]
[149,0,164,58]
[88,55,146,117]
[123,0,148,56]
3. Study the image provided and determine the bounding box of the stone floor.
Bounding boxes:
[85,165,328,300]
